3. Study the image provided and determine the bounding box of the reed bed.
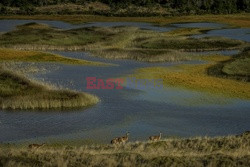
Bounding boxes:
[0,22,246,63]
[91,48,193,62]
[129,54,250,99]
[208,47,250,82]
[134,36,245,51]
[0,48,107,66]
[0,132,249,166]
[164,28,214,37]
[0,69,99,110]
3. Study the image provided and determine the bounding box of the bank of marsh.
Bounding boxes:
[0,48,107,66]
[0,48,103,110]
[91,48,193,62]
[208,47,250,82]
[129,53,250,99]
[0,69,99,110]
[0,132,249,166]
[0,22,246,63]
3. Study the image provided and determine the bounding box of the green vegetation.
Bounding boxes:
[129,54,250,99]
[0,22,108,47]
[208,47,250,82]
[165,27,213,36]
[0,22,246,63]
[134,36,244,51]
[0,48,108,66]
[92,48,193,62]
[0,47,106,110]
[1,132,250,166]
[0,69,99,110]
[0,0,249,16]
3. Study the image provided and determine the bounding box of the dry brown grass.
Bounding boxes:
[0,132,249,166]
[0,48,107,66]
[91,48,193,62]
[0,69,99,110]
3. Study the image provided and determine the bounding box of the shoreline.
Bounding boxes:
[1,132,249,166]
[0,48,104,110]
[0,69,100,110]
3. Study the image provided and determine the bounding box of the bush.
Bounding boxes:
[20,5,36,15]
[0,6,9,15]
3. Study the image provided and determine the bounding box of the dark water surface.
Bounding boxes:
[192,28,250,42]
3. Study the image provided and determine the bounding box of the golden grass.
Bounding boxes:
[91,48,193,62]
[1,133,250,166]
[130,55,250,99]
[0,48,103,110]
[164,28,213,36]
[0,69,99,110]
[1,13,250,27]
[0,48,108,66]
[0,22,245,63]
[196,54,233,62]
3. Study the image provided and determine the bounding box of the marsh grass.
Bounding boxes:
[91,48,193,62]
[1,23,245,51]
[0,69,99,110]
[0,22,246,64]
[129,54,250,99]
[134,36,245,51]
[208,48,250,82]
[0,23,109,47]
[0,133,249,166]
[0,48,107,66]
[164,27,214,36]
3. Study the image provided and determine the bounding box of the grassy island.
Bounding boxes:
[0,48,105,110]
[0,22,247,63]
[0,69,99,110]
[129,53,250,99]
[208,47,250,82]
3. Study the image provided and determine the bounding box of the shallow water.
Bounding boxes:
[0,20,250,143]
[192,28,250,42]
[172,22,226,29]
[194,50,240,56]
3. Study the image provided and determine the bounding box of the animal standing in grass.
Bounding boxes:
[111,137,119,144]
[28,143,46,149]
[118,132,130,144]
[111,132,130,144]
[149,133,162,142]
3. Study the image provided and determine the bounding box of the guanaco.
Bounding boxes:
[28,143,46,149]
[111,132,130,144]
[149,132,162,142]
[111,137,119,144]
[118,132,130,144]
